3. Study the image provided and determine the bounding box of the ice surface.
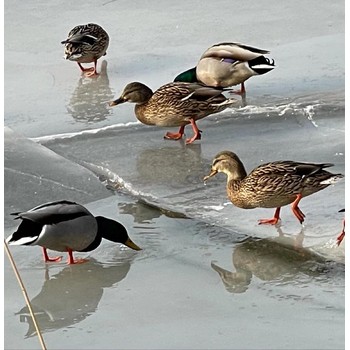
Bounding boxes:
[4,0,345,349]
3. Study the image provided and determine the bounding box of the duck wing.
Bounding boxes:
[201,42,270,61]
[292,163,334,177]
[61,33,98,46]
[251,161,333,178]
[176,82,228,102]
[11,200,92,225]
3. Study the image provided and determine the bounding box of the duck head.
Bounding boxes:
[204,151,247,182]
[109,82,153,106]
[95,216,141,250]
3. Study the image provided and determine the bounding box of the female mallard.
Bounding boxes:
[174,42,275,94]
[109,82,238,144]
[61,23,109,77]
[203,151,344,225]
[6,200,141,264]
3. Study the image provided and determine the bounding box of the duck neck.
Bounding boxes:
[225,164,247,187]
[135,104,155,125]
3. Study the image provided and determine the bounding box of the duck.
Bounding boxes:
[174,42,275,95]
[109,82,238,144]
[61,23,109,77]
[6,200,141,264]
[203,151,344,225]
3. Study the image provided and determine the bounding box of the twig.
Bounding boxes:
[4,240,47,350]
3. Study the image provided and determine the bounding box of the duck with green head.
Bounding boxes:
[6,200,141,264]
[175,42,275,95]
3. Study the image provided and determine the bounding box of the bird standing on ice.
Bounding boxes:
[6,200,141,264]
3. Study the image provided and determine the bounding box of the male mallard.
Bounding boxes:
[6,200,141,264]
[204,151,344,225]
[109,82,238,144]
[174,42,275,94]
[61,23,109,77]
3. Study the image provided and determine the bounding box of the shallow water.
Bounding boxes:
[4,0,345,349]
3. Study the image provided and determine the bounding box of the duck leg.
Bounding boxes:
[84,59,99,77]
[42,248,62,263]
[229,82,246,96]
[258,207,281,225]
[291,194,305,224]
[164,125,185,141]
[67,248,89,265]
[185,119,202,144]
[77,62,94,73]
[77,62,99,77]
[336,219,345,246]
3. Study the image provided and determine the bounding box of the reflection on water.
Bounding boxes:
[16,258,131,338]
[136,142,206,187]
[119,201,162,223]
[119,200,188,224]
[66,60,114,123]
[211,230,337,294]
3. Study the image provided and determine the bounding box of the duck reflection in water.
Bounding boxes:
[66,60,114,123]
[16,258,132,338]
[119,200,187,224]
[211,228,331,294]
[136,142,205,186]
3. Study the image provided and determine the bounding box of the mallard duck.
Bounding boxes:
[203,151,344,225]
[337,209,345,246]
[6,200,141,264]
[174,42,275,94]
[61,23,109,77]
[109,82,238,144]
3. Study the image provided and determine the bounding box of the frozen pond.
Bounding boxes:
[4,0,345,349]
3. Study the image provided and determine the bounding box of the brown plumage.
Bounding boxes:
[109,82,238,144]
[204,151,344,224]
[61,23,109,76]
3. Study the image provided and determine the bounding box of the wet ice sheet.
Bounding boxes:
[4,127,112,227]
[4,0,345,349]
[4,0,344,137]
[40,92,345,253]
[4,196,345,350]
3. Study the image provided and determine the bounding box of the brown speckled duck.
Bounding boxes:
[109,82,238,144]
[61,23,109,77]
[204,151,344,225]
[174,42,275,95]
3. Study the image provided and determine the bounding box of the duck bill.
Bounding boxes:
[109,97,125,107]
[124,238,142,251]
[203,169,218,182]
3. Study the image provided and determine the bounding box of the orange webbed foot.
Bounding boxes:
[258,217,280,225]
[185,130,202,144]
[258,208,281,225]
[67,248,89,265]
[164,132,183,140]
[84,70,99,77]
[68,258,89,265]
[42,248,62,263]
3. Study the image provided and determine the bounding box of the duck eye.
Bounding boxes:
[212,159,221,166]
